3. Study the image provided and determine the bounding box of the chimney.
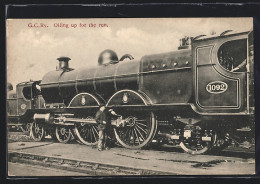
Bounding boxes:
[57,57,71,70]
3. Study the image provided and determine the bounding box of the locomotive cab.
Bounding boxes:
[192,30,254,114]
[16,80,44,115]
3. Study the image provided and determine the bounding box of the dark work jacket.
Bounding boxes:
[95,109,118,126]
[95,110,108,125]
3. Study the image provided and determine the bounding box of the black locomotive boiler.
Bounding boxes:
[7,30,254,154]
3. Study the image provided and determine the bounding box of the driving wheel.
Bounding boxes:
[74,117,99,146]
[114,111,157,149]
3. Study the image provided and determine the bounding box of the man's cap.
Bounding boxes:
[57,56,71,62]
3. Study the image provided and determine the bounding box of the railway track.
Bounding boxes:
[8,151,174,176]
[7,136,255,175]
[8,131,255,159]
[149,144,255,159]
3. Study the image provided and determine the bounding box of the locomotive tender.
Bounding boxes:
[7,30,254,154]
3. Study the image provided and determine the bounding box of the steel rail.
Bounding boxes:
[8,151,175,176]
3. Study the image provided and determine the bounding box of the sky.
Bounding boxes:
[6,18,253,88]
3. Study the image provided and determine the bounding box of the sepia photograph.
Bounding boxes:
[6,18,255,176]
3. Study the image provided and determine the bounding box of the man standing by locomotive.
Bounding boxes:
[95,105,120,151]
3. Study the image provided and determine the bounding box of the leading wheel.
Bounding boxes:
[55,126,72,143]
[179,125,217,154]
[30,122,45,142]
[114,111,157,149]
[74,117,99,146]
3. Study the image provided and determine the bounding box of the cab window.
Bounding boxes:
[22,86,32,100]
[217,39,247,72]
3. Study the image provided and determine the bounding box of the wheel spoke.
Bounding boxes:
[89,127,93,142]
[64,133,68,138]
[93,126,98,135]
[132,128,135,145]
[136,122,147,127]
[136,124,147,136]
[134,128,141,145]
[86,128,90,140]
[126,129,130,143]
[90,128,93,143]
[136,119,147,122]
[122,129,129,141]
[79,127,84,134]
[135,126,145,142]
[128,129,132,144]
[85,127,89,140]
[89,127,92,139]
[92,127,97,142]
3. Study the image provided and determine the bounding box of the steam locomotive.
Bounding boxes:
[7,30,254,154]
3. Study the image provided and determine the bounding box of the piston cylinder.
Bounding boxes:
[33,113,53,124]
